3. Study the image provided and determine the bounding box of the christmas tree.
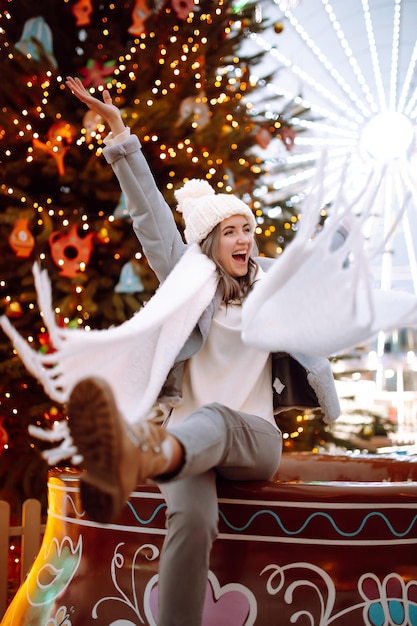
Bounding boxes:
[0,0,331,517]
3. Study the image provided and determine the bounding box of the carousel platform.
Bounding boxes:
[2,452,417,625]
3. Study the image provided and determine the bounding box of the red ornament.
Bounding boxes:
[78,59,116,89]
[37,331,56,355]
[128,0,151,35]
[49,224,95,277]
[38,319,78,353]
[280,126,296,151]
[72,0,93,26]
[255,127,272,150]
[8,217,35,257]
[32,120,75,176]
[172,0,195,20]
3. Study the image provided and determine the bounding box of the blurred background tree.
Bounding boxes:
[0,0,336,516]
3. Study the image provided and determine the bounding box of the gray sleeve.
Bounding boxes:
[102,135,186,282]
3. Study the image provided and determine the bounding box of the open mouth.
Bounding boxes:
[232,252,247,263]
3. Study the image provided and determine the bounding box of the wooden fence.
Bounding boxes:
[0,499,45,620]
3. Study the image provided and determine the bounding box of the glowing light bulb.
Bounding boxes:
[361,112,414,161]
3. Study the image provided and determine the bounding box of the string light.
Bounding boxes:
[397,40,417,114]
[389,0,402,112]
[247,0,417,242]
[322,1,378,113]
[361,0,387,112]
[249,32,366,125]
[278,6,374,118]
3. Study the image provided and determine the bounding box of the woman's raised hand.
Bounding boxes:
[66,76,125,136]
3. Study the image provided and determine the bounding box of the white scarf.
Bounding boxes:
[2,186,417,433]
[1,243,218,426]
[242,189,417,358]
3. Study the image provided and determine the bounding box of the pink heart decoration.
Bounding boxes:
[148,570,256,625]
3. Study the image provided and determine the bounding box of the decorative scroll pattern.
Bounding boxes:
[91,543,258,626]
[262,563,417,626]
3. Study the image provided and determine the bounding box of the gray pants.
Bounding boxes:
[156,402,282,626]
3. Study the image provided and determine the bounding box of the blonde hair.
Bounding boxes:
[201,223,258,304]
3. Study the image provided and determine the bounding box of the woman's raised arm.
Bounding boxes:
[66,76,126,137]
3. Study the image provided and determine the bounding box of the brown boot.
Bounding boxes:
[67,377,169,524]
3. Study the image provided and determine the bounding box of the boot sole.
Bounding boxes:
[68,377,125,524]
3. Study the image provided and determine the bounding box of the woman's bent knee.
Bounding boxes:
[167,503,218,543]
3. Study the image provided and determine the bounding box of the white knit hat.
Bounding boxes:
[175,179,256,244]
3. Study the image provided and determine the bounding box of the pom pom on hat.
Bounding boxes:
[175,179,256,244]
[175,178,214,204]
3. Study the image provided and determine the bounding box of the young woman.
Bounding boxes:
[65,76,340,626]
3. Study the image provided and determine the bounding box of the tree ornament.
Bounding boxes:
[48,121,75,145]
[172,0,196,20]
[5,301,23,318]
[43,405,66,425]
[49,224,95,277]
[274,21,284,34]
[79,59,116,89]
[72,0,93,26]
[15,16,57,67]
[37,331,56,355]
[38,321,77,355]
[115,261,145,293]
[221,124,233,136]
[280,125,296,151]
[128,0,151,35]
[32,120,76,176]
[255,127,272,149]
[8,217,35,258]
[177,93,210,130]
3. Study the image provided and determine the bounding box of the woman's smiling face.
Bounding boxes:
[216,214,254,277]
